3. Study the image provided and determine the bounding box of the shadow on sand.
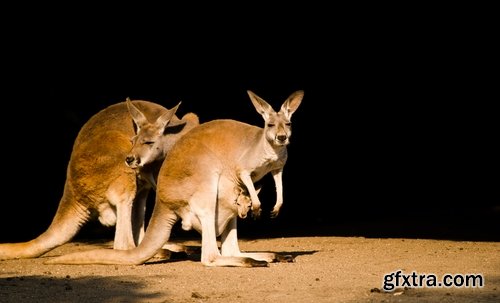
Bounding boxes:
[144,244,318,265]
[0,275,163,303]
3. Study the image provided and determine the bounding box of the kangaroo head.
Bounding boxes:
[235,185,262,219]
[125,98,181,169]
[247,90,304,146]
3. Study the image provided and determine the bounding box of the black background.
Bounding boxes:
[1,8,497,243]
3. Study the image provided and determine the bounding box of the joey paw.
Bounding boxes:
[251,208,262,219]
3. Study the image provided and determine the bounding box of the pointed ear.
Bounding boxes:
[155,101,181,134]
[280,90,304,119]
[247,90,275,120]
[127,98,149,130]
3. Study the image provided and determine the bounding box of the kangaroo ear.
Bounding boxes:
[127,98,149,131]
[247,90,274,120]
[280,90,304,119]
[155,101,181,134]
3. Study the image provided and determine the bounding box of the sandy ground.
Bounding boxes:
[1,236,498,303]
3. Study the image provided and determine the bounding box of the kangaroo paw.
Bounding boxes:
[251,208,262,219]
[244,258,269,267]
[276,253,295,263]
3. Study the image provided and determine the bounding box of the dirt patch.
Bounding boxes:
[1,236,498,302]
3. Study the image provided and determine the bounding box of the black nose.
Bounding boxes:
[126,156,135,165]
[277,135,287,142]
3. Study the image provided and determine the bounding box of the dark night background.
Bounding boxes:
[1,8,497,244]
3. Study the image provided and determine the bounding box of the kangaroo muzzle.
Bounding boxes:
[275,134,289,146]
[125,155,141,168]
[277,134,287,143]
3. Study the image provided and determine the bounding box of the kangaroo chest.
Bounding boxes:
[249,156,285,182]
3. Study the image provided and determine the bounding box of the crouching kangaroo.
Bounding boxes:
[46,90,303,267]
[0,99,199,260]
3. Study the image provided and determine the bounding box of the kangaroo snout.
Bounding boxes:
[125,155,141,168]
[276,134,288,143]
[236,198,252,219]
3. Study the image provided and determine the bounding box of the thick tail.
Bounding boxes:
[0,184,90,260]
[45,206,178,265]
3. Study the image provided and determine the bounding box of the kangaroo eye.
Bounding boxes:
[267,123,275,127]
[285,122,292,126]
[144,141,155,146]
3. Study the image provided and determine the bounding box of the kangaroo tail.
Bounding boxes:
[0,184,90,260]
[44,206,178,265]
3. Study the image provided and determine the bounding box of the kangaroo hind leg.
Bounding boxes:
[106,175,137,250]
[220,217,275,264]
[192,183,267,267]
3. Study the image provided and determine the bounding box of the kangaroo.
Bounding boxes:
[45,90,303,267]
[0,99,199,260]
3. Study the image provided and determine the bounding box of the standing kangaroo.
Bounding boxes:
[0,99,199,260]
[46,90,303,267]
